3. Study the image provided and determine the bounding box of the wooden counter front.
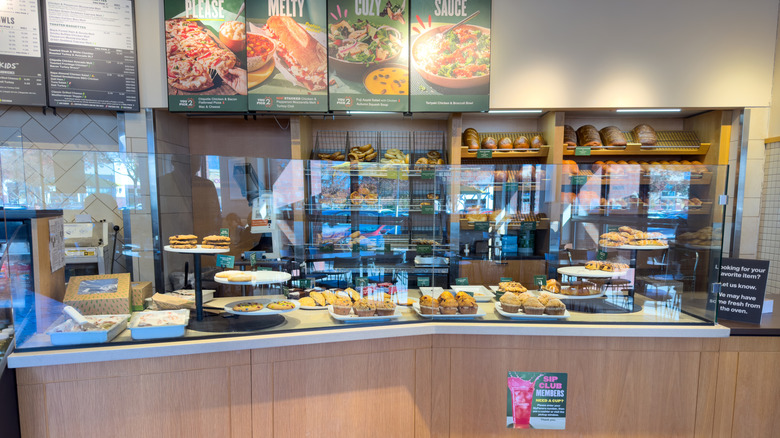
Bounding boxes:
[15,335,780,437]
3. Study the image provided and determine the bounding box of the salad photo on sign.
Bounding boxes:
[409,0,491,112]
[245,0,328,111]
[164,0,248,111]
[328,0,409,112]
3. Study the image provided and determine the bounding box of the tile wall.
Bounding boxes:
[758,141,780,295]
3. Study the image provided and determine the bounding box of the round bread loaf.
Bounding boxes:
[481,137,497,149]
[498,137,512,149]
[513,136,530,149]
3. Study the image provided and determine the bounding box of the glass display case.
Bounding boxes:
[1,146,728,351]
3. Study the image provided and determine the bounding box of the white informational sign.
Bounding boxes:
[49,217,65,272]
[45,0,134,51]
[0,0,42,57]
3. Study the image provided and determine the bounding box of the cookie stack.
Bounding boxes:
[169,234,197,249]
[202,235,230,249]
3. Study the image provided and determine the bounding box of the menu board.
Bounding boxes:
[44,0,139,111]
[409,0,490,112]
[0,0,46,106]
[327,0,408,112]
[164,0,247,112]
[246,0,328,112]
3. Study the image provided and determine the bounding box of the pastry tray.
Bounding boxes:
[47,314,129,346]
[327,305,402,323]
[494,302,570,320]
[412,303,486,319]
[128,309,189,340]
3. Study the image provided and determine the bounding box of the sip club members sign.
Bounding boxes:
[164,0,248,111]
[246,0,328,111]
[327,0,409,111]
[410,0,491,112]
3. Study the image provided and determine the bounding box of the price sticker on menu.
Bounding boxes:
[533,275,547,288]
[476,150,493,159]
[421,169,435,180]
[220,228,230,237]
[216,255,235,269]
[574,146,591,156]
[597,250,608,261]
[500,277,513,282]
[417,276,431,287]
[455,277,469,285]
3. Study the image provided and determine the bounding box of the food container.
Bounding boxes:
[128,309,190,340]
[47,314,129,346]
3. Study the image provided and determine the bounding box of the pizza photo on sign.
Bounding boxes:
[165,18,248,95]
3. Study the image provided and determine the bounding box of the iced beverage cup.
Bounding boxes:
[508,377,534,428]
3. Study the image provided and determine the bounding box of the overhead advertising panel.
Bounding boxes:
[0,0,46,106]
[44,0,139,111]
[409,0,490,112]
[246,0,328,112]
[327,0,409,112]
[164,0,247,112]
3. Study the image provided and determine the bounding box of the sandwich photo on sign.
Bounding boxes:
[327,0,409,112]
[164,0,248,112]
[410,0,491,112]
[246,1,328,111]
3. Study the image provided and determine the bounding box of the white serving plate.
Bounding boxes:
[47,314,129,346]
[327,305,402,323]
[412,303,486,319]
[163,245,230,254]
[557,266,626,278]
[414,256,449,266]
[128,309,190,340]
[601,244,668,250]
[214,270,292,285]
[223,299,300,316]
[448,285,494,302]
[489,287,605,300]
[494,302,570,320]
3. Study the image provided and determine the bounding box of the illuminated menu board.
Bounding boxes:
[44,0,139,111]
[0,0,46,106]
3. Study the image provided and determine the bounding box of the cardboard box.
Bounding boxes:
[131,281,153,311]
[64,274,131,315]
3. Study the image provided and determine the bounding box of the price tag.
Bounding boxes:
[533,275,547,288]
[416,245,432,255]
[384,243,391,253]
[216,255,235,269]
[571,175,588,185]
[355,277,370,287]
[504,182,519,192]
[476,150,493,159]
[574,146,591,156]
[249,252,257,267]
[421,205,434,215]
[299,278,313,289]
[256,267,272,271]
[475,221,489,231]
[320,243,334,253]
[455,277,469,285]
[220,228,230,237]
[520,221,536,231]
[597,250,608,261]
[421,169,435,180]
[607,225,620,233]
[417,276,431,287]
[500,277,513,282]
[352,243,361,253]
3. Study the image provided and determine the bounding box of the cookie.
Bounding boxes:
[232,302,263,312]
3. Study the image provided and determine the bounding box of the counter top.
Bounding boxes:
[719,311,780,336]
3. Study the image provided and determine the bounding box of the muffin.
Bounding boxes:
[455,291,472,301]
[538,292,553,306]
[516,292,534,304]
[353,298,376,317]
[523,297,545,315]
[419,295,439,314]
[499,292,523,313]
[545,299,566,316]
[458,294,478,314]
[437,291,455,305]
[439,298,459,315]
[332,297,353,315]
[376,300,397,316]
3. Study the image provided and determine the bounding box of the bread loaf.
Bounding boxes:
[599,126,627,146]
[498,137,513,149]
[632,124,657,146]
[576,125,602,146]
[531,135,545,148]
[564,125,577,146]
[513,136,530,149]
[481,137,497,149]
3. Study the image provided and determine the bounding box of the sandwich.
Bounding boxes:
[265,16,327,91]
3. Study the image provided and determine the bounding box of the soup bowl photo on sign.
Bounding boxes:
[328,19,404,80]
